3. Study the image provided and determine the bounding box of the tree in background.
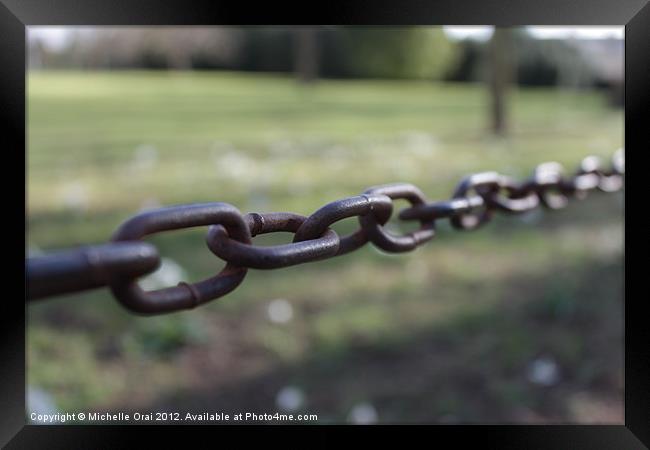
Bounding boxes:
[237,27,293,73]
[294,27,320,83]
[487,28,515,136]
[446,30,608,87]
[320,27,457,80]
[443,39,484,82]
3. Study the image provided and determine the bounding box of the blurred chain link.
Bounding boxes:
[26,148,624,315]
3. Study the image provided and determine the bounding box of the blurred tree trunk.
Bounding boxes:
[294,27,319,83]
[488,28,515,136]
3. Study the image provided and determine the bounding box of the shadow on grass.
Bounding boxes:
[121,257,623,424]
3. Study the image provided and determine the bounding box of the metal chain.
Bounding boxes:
[26,149,624,315]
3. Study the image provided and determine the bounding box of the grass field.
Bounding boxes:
[27,71,623,423]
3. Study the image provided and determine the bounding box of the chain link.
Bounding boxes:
[206,212,340,269]
[25,149,624,315]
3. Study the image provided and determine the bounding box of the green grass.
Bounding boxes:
[27,70,623,423]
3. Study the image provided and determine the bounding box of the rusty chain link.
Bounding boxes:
[26,149,624,315]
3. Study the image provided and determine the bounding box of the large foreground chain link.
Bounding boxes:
[26,149,624,315]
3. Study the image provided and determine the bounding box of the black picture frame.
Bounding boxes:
[3,0,648,446]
